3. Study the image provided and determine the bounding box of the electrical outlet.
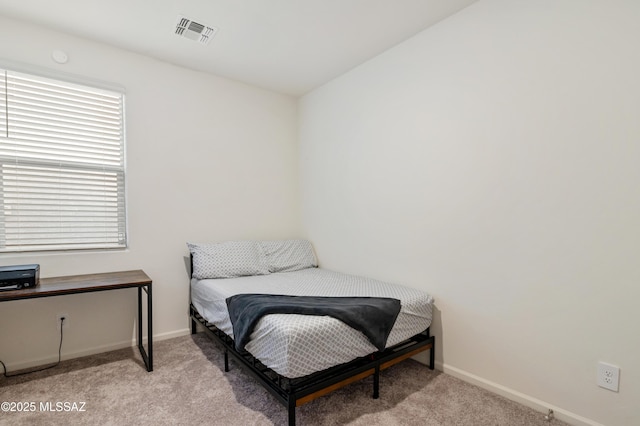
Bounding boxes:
[597,362,620,392]
[56,313,69,332]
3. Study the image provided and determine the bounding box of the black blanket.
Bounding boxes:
[226,294,401,353]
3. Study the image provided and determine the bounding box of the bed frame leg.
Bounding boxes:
[191,317,197,335]
[224,349,229,372]
[288,397,296,426]
[373,365,380,399]
[429,336,435,370]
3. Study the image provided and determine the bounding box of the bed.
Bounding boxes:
[188,240,435,425]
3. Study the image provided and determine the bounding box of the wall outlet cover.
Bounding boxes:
[597,362,620,392]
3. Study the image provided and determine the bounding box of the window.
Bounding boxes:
[0,68,126,252]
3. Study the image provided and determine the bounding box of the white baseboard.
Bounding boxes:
[437,361,604,426]
[3,328,191,372]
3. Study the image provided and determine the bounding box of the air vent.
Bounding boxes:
[175,15,217,45]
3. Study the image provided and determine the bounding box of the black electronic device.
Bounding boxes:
[0,264,40,291]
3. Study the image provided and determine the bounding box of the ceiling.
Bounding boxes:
[0,0,478,96]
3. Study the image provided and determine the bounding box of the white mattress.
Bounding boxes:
[191,267,433,378]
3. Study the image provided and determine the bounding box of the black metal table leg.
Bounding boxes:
[137,286,142,349]
[137,285,153,372]
[147,283,153,371]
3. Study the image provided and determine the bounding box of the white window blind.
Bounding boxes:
[0,68,126,252]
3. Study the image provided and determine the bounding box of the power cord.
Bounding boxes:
[0,316,65,378]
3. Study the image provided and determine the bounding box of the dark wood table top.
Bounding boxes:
[0,269,151,302]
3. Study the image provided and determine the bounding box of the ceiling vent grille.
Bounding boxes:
[175,15,217,45]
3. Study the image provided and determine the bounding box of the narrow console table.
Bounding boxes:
[0,270,153,372]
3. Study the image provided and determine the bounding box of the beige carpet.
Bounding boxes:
[0,334,567,426]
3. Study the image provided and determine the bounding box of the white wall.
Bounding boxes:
[0,16,300,368]
[299,1,640,425]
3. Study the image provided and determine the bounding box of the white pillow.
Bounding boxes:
[187,241,269,279]
[261,239,318,273]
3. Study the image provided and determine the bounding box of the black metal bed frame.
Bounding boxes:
[190,303,435,426]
